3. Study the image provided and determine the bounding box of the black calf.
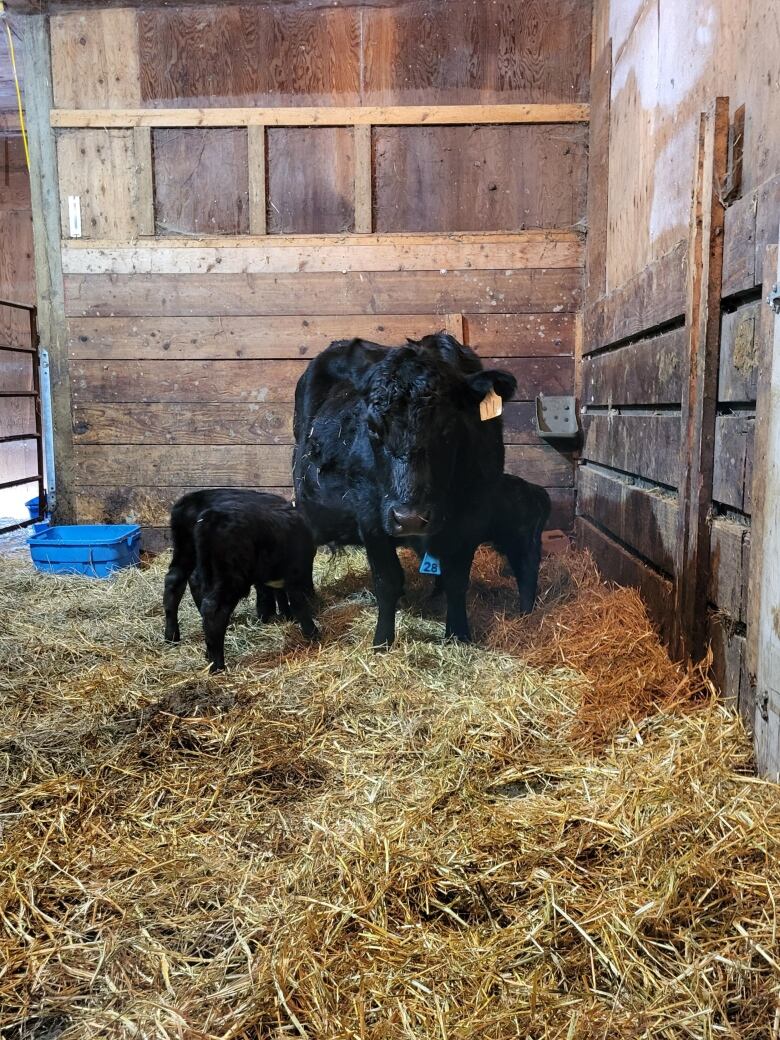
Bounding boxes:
[163,489,318,670]
[428,474,551,612]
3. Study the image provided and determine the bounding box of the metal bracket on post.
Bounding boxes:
[39,348,56,513]
[767,283,780,314]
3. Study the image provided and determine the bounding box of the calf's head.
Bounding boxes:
[361,346,516,537]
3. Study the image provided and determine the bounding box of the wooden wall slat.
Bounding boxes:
[713,413,754,514]
[267,127,355,234]
[60,235,585,275]
[56,129,150,240]
[709,519,750,622]
[138,5,361,108]
[0,211,34,303]
[70,356,572,405]
[581,326,686,406]
[576,517,674,639]
[67,314,482,361]
[577,465,677,575]
[362,0,591,105]
[463,313,575,356]
[51,8,141,108]
[64,269,582,317]
[719,301,760,403]
[71,400,548,448]
[67,312,578,361]
[581,414,681,488]
[72,403,295,445]
[73,442,572,490]
[584,240,688,353]
[374,125,587,233]
[152,128,250,235]
[585,41,611,305]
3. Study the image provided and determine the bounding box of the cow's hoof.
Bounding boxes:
[164,628,180,644]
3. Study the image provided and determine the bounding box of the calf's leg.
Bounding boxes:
[286,585,319,641]
[256,585,276,623]
[441,549,475,642]
[163,546,194,643]
[500,530,542,614]
[364,534,404,649]
[201,590,241,672]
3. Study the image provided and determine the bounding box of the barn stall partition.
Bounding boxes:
[580,0,780,775]
[15,0,589,559]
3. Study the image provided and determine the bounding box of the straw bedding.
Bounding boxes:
[0,546,778,1039]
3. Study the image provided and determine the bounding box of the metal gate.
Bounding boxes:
[0,300,45,534]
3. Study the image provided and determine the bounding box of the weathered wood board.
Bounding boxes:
[56,129,151,240]
[70,356,573,405]
[152,128,249,235]
[719,301,761,403]
[713,413,754,514]
[581,413,681,488]
[64,269,582,318]
[267,127,355,234]
[584,241,688,352]
[582,326,685,406]
[60,234,585,275]
[374,125,587,233]
[576,465,677,575]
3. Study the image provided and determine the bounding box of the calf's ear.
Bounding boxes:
[466,368,517,402]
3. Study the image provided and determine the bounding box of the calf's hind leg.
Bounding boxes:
[164,547,194,642]
[286,585,319,641]
[501,531,542,614]
[201,589,242,672]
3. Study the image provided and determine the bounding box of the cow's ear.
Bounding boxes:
[466,369,517,402]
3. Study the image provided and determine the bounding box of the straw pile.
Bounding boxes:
[0,546,778,1040]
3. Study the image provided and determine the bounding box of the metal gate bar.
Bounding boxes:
[0,301,45,535]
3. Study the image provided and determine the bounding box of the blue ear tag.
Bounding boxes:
[419,552,441,576]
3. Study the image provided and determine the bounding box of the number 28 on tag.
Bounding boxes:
[419,552,441,576]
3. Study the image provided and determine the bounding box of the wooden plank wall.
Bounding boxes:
[42,0,590,550]
[581,0,780,741]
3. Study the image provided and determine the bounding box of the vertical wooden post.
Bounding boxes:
[752,237,780,779]
[20,14,76,522]
[745,244,778,721]
[585,40,611,306]
[673,97,730,662]
[443,313,464,341]
[133,126,155,236]
[248,125,267,235]
[354,124,372,234]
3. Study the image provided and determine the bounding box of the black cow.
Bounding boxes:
[293,333,517,648]
[428,474,551,611]
[163,489,318,671]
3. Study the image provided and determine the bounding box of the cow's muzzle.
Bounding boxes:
[389,505,431,536]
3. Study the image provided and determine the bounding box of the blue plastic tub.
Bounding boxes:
[25,495,42,521]
[28,524,141,578]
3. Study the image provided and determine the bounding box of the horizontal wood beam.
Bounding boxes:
[60,234,585,275]
[50,104,590,129]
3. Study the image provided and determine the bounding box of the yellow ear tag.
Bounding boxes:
[479,388,503,421]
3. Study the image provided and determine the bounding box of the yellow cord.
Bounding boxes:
[1,2,30,171]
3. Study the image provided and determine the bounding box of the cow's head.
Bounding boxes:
[361,345,516,537]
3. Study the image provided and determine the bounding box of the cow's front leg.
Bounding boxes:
[363,534,404,649]
[441,549,476,642]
